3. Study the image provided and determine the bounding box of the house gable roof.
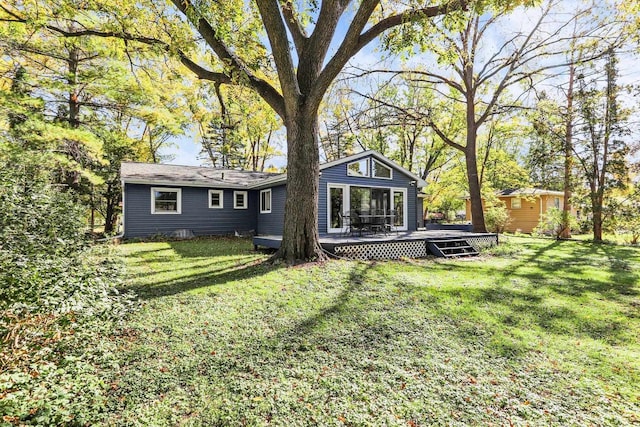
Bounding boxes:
[253,150,427,189]
[121,162,279,188]
[497,188,564,197]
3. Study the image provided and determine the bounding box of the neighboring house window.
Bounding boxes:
[151,187,181,214]
[372,159,392,179]
[208,189,224,209]
[347,159,370,177]
[234,191,248,209]
[260,189,272,213]
[554,197,561,209]
[511,198,521,209]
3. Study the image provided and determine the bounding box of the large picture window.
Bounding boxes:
[234,191,248,209]
[151,187,181,214]
[208,189,224,209]
[260,189,272,213]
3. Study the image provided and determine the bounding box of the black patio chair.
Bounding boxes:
[386,210,398,235]
[348,210,366,236]
[370,209,386,235]
[337,211,351,236]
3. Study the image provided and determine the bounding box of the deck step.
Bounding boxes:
[427,239,479,258]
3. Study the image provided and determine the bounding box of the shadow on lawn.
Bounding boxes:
[130,257,279,299]
[277,262,371,342]
[401,240,640,353]
[127,238,277,299]
[498,239,639,300]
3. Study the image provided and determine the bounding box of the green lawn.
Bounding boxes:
[103,236,640,426]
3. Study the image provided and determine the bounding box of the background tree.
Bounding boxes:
[195,83,282,170]
[573,48,631,241]
[382,0,589,232]
[0,5,196,233]
[526,95,566,190]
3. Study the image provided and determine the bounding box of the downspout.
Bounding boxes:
[540,196,543,217]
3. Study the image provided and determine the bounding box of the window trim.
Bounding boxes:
[511,197,522,209]
[151,187,182,215]
[347,158,370,177]
[260,189,272,214]
[208,189,224,209]
[371,159,393,180]
[233,191,248,209]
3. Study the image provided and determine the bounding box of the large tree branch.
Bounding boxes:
[1,3,282,109]
[308,0,379,111]
[311,0,469,113]
[299,0,349,92]
[280,1,308,54]
[255,0,300,109]
[475,2,552,126]
[170,0,286,118]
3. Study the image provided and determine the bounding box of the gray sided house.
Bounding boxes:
[121,151,427,239]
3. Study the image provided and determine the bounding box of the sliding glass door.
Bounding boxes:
[326,184,408,233]
[350,187,390,214]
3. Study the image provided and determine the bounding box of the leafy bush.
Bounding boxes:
[484,203,512,233]
[533,207,578,238]
[0,153,136,425]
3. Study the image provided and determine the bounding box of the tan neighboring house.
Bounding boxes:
[465,188,577,233]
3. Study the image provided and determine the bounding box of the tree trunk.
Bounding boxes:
[465,89,487,233]
[104,182,116,234]
[560,62,575,239]
[592,203,603,241]
[466,148,487,233]
[275,112,326,263]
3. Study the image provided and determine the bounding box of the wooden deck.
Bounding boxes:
[253,230,498,260]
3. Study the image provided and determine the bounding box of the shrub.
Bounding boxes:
[484,203,512,233]
[533,207,578,239]
[0,154,136,425]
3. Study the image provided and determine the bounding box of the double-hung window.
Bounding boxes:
[209,189,224,209]
[151,187,181,214]
[234,191,248,209]
[260,189,272,213]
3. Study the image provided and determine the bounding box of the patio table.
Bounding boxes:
[358,214,395,235]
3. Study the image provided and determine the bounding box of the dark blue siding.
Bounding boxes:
[256,184,286,235]
[124,184,257,238]
[319,156,419,233]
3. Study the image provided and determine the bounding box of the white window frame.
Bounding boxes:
[260,189,272,213]
[392,188,408,231]
[151,187,182,215]
[511,198,522,209]
[372,159,393,180]
[233,191,248,209]
[327,184,348,233]
[208,189,224,209]
[347,158,370,177]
